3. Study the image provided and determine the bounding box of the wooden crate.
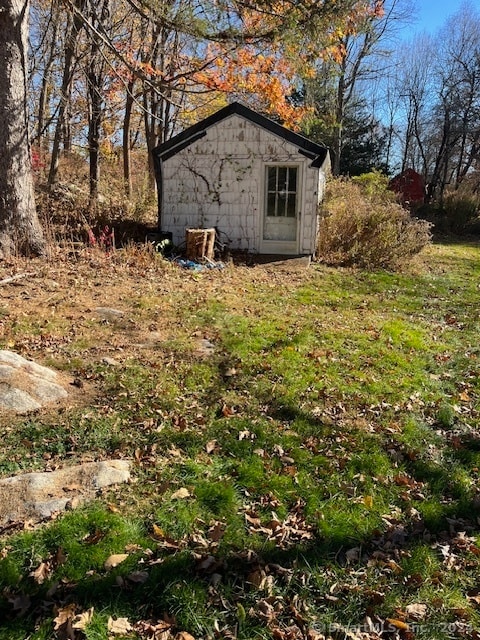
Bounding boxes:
[185,228,215,261]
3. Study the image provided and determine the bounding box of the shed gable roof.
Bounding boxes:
[153,102,329,168]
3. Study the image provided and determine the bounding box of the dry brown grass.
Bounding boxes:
[0,244,314,378]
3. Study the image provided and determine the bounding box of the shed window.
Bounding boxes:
[266,166,298,217]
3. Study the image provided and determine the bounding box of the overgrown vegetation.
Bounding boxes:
[0,239,478,639]
[318,173,432,269]
[416,188,480,235]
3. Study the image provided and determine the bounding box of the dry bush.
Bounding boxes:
[318,177,432,270]
[34,151,158,251]
[441,191,480,233]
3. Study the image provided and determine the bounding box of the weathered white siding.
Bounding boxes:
[161,114,327,255]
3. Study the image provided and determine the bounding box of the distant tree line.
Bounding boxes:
[0,0,479,255]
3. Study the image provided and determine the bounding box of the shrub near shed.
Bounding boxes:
[318,175,432,270]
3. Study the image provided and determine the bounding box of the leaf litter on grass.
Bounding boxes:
[0,244,480,638]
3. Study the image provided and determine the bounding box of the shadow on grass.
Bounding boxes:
[1,396,480,638]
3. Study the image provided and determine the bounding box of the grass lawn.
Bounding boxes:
[0,240,479,639]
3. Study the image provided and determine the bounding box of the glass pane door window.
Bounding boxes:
[266,166,298,217]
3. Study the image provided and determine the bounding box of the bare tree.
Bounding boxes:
[304,0,414,175]
[47,0,86,187]
[382,2,480,202]
[85,0,111,206]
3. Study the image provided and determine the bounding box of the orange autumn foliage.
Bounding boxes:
[193,1,385,128]
[195,45,309,129]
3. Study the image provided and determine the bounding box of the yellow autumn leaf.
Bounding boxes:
[152,523,165,538]
[363,495,373,509]
[171,487,190,500]
[386,618,409,631]
[104,553,129,570]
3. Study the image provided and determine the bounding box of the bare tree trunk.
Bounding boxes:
[36,14,58,155]
[332,72,345,176]
[88,77,102,207]
[48,0,85,187]
[86,0,109,207]
[123,79,135,198]
[0,0,45,257]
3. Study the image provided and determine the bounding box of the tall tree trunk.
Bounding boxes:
[332,73,345,176]
[88,75,102,207]
[86,0,109,207]
[48,0,85,188]
[36,15,58,155]
[0,0,45,257]
[123,80,135,198]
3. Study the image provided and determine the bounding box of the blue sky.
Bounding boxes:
[409,0,470,34]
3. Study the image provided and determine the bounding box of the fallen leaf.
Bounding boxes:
[363,495,373,509]
[467,592,480,606]
[56,547,67,565]
[83,528,105,545]
[9,594,31,616]
[104,553,129,570]
[108,616,132,635]
[175,632,196,640]
[405,603,427,620]
[345,547,360,563]
[222,404,235,417]
[248,568,267,589]
[108,503,121,513]
[134,619,173,639]
[72,607,94,630]
[196,555,217,571]
[208,522,225,542]
[152,524,166,538]
[205,440,217,454]
[386,618,409,631]
[171,487,190,500]
[255,599,276,622]
[30,560,51,584]
[237,602,246,622]
[127,570,149,583]
[54,604,76,630]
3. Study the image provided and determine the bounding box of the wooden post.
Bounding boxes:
[185,228,216,261]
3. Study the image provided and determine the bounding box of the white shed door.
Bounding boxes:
[262,165,300,254]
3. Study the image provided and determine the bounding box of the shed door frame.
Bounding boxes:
[260,163,302,255]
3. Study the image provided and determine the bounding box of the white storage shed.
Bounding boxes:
[153,103,330,256]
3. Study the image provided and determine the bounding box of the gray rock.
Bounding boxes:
[195,338,215,357]
[0,350,69,414]
[0,351,59,382]
[94,307,125,321]
[101,357,121,366]
[0,384,41,412]
[0,365,14,380]
[93,460,131,489]
[0,460,131,525]
[30,377,68,403]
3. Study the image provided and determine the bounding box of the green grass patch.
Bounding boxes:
[0,241,480,638]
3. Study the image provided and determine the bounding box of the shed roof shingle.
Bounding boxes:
[153,102,329,168]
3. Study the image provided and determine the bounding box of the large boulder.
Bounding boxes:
[0,460,131,525]
[0,350,69,413]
